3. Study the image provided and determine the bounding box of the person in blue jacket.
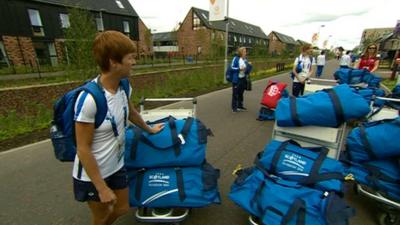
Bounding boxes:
[231,47,248,112]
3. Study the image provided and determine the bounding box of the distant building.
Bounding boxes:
[0,0,142,67]
[152,32,179,57]
[268,31,298,56]
[137,18,153,58]
[176,7,269,57]
[360,27,394,49]
[297,39,311,46]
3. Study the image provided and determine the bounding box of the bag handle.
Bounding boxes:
[323,88,344,127]
[289,96,302,126]
[359,124,376,159]
[282,198,306,225]
[130,117,194,160]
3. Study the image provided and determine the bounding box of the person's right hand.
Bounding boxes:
[98,186,117,205]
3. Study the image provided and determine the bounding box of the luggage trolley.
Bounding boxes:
[356,96,400,225]
[273,78,346,159]
[134,97,197,224]
[248,81,347,225]
[304,78,338,95]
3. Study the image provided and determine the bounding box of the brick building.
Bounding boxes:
[137,18,153,58]
[176,7,269,57]
[268,31,298,56]
[0,0,144,68]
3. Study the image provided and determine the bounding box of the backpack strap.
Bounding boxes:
[81,82,108,129]
[120,78,131,99]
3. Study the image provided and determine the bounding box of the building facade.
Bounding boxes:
[268,31,298,56]
[0,0,141,67]
[152,32,179,57]
[176,7,269,57]
[360,27,394,49]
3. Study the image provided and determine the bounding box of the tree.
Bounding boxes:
[64,7,97,78]
[209,31,225,60]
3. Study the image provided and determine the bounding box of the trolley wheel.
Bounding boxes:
[378,212,400,225]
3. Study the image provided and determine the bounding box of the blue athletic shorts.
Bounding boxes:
[73,167,128,202]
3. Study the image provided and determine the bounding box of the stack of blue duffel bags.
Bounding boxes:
[334,68,387,108]
[344,117,400,202]
[124,116,221,208]
[333,68,400,202]
[229,140,355,225]
[228,76,382,224]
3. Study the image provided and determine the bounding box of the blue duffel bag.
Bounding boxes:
[333,68,381,87]
[352,87,386,107]
[256,176,355,225]
[229,167,354,225]
[128,162,221,208]
[229,167,265,217]
[256,140,345,192]
[125,116,211,168]
[345,160,400,201]
[346,117,400,162]
[275,84,371,127]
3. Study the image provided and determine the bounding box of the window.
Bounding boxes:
[48,42,58,66]
[59,13,70,28]
[249,38,252,44]
[234,36,237,42]
[0,41,9,66]
[28,9,42,26]
[239,37,242,43]
[96,17,104,31]
[123,21,130,33]
[28,9,44,36]
[115,0,125,9]
[211,32,215,40]
[193,13,204,30]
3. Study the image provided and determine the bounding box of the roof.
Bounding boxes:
[29,0,138,17]
[153,32,177,42]
[297,39,309,46]
[191,7,268,39]
[270,31,297,45]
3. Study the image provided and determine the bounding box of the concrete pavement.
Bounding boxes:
[0,60,384,225]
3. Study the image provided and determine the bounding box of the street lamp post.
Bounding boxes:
[223,0,230,84]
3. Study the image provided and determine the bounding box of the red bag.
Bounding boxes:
[261,80,287,109]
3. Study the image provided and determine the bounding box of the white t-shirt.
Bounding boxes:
[72,77,132,181]
[317,55,326,66]
[340,55,352,66]
[239,57,246,78]
[293,54,316,83]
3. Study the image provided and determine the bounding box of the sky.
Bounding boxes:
[128,0,400,50]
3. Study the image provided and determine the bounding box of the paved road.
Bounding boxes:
[0,60,383,225]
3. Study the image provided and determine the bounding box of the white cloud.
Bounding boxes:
[129,0,400,49]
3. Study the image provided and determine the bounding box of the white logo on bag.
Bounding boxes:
[267,86,279,97]
[282,153,307,171]
[148,173,170,187]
